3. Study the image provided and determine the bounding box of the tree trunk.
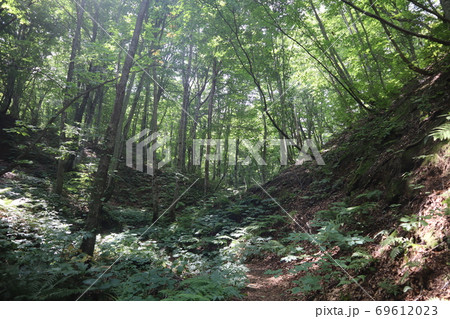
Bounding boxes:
[93,86,106,144]
[204,58,219,193]
[80,0,150,256]
[103,68,138,196]
[440,0,450,20]
[0,67,16,115]
[176,43,193,172]
[55,0,85,195]
[149,61,165,223]
[355,10,387,92]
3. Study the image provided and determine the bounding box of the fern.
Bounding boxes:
[380,231,403,247]
[292,275,322,294]
[163,293,210,301]
[389,246,403,260]
[162,275,242,301]
[39,287,87,301]
[429,114,450,141]
[381,231,416,260]
[378,279,401,296]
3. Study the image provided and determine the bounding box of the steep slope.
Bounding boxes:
[245,59,450,300]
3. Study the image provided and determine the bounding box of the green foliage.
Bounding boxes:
[268,199,382,297]
[108,207,149,227]
[292,275,322,294]
[3,121,37,137]
[0,180,279,301]
[1,0,448,302]
[0,184,87,300]
[347,249,376,271]
[380,230,417,260]
[163,275,241,301]
[355,190,383,200]
[291,201,375,250]
[399,215,431,232]
[378,279,401,297]
[429,114,450,141]
[241,237,286,258]
[113,268,176,301]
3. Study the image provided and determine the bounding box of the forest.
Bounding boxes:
[0,0,449,302]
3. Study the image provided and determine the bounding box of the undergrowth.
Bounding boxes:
[0,171,279,300]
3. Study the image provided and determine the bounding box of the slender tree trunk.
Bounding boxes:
[125,72,147,139]
[105,71,148,197]
[176,43,193,172]
[103,69,138,195]
[31,90,47,126]
[104,71,148,201]
[140,80,152,131]
[93,86,106,144]
[204,58,219,193]
[9,74,25,119]
[55,0,85,195]
[149,63,165,223]
[310,0,364,102]
[0,67,16,115]
[80,0,150,256]
[261,111,267,183]
[340,8,376,95]
[354,10,387,92]
[234,138,239,188]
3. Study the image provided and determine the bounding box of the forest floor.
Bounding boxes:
[243,258,295,301]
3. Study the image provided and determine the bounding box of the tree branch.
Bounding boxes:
[340,0,450,45]
[408,0,450,23]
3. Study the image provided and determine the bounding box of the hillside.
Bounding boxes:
[244,63,450,300]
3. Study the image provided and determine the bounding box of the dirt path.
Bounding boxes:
[242,261,295,301]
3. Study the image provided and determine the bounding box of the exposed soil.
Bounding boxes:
[243,256,296,301]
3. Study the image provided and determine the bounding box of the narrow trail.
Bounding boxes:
[242,261,295,301]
